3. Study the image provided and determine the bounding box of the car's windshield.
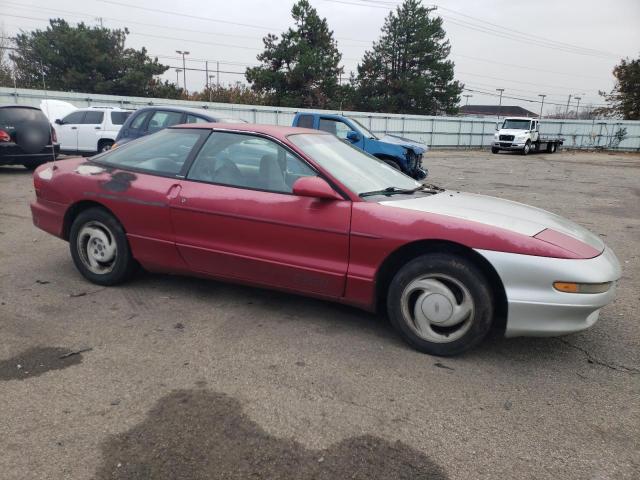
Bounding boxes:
[288,133,420,195]
[348,117,377,139]
[502,119,532,130]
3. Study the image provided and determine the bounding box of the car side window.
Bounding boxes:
[296,115,314,129]
[319,118,351,140]
[187,132,316,193]
[97,129,205,176]
[111,111,131,125]
[83,111,104,124]
[186,115,209,124]
[62,111,85,125]
[147,111,184,133]
[130,111,151,130]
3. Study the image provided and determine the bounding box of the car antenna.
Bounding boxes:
[40,61,57,169]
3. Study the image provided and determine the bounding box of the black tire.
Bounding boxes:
[69,207,136,286]
[546,142,557,153]
[491,147,499,154]
[521,140,531,156]
[97,140,114,153]
[382,159,402,171]
[387,253,494,356]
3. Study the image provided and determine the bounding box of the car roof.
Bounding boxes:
[174,122,328,140]
[503,117,536,120]
[133,105,234,119]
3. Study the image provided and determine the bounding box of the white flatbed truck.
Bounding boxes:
[492,117,564,155]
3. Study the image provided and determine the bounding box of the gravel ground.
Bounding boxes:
[0,148,638,479]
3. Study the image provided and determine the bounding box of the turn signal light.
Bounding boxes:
[0,130,10,142]
[553,282,612,294]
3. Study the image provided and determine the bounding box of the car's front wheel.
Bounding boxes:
[69,207,136,285]
[387,253,493,356]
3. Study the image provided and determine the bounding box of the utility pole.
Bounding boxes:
[175,68,182,88]
[463,94,472,106]
[205,60,209,91]
[538,94,546,119]
[496,88,504,119]
[208,75,216,102]
[564,94,572,118]
[176,50,190,94]
[574,96,582,119]
[216,61,220,88]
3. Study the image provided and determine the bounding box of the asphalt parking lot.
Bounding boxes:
[1,148,638,479]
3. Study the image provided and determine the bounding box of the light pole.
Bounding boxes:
[496,88,504,119]
[463,94,472,106]
[564,94,572,118]
[208,75,216,102]
[175,68,182,88]
[538,94,546,119]
[176,50,190,94]
[574,96,582,119]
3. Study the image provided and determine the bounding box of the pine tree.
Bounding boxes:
[246,0,343,108]
[355,0,462,115]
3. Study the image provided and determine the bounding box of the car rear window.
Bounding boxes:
[111,111,132,125]
[0,107,48,125]
[296,115,314,129]
[83,111,104,124]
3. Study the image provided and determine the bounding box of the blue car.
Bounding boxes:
[115,106,245,147]
[292,112,428,179]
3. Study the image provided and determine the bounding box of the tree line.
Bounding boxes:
[0,0,637,119]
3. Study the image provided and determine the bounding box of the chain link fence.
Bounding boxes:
[2,87,639,151]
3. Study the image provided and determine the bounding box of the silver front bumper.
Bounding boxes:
[493,141,526,150]
[475,247,621,337]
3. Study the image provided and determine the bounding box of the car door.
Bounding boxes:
[77,110,104,152]
[57,111,85,152]
[170,131,351,297]
[88,128,210,271]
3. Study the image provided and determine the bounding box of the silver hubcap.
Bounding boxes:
[524,144,530,153]
[400,274,474,343]
[77,221,117,274]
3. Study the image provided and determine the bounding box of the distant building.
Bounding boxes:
[460,105,538,118]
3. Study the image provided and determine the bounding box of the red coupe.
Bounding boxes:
[31,123,621,355]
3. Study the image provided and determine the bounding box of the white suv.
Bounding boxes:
[55,107,132,154]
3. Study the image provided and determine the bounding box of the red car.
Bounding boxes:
[31,123,620,355]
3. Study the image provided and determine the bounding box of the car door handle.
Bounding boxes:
[167,184,182,200]
[71,127,77,130]
[94,126,101,130]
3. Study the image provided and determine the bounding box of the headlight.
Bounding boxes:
[494,133,498,139]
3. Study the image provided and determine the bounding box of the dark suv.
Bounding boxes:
[114,106,245,147]
[0,105,60,169]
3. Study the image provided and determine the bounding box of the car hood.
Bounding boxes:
[498,129,529,136]
[380,191,604,252]
[377,134,428,154]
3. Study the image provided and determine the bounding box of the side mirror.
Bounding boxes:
[346,130,360,142]
[292,176,342,201]
[55,119,63,125]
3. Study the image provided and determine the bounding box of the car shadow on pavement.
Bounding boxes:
[0,166,33,175]
[95,389,448,480]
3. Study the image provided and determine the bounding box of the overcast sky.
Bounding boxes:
[3,0,639,114]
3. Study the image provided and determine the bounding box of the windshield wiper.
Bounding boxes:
[359,185,425,197]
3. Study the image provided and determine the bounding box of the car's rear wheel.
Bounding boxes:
[97,140,114,153]
[387,253,493,356]
[546,142,557,153]
[69,207,136,285]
